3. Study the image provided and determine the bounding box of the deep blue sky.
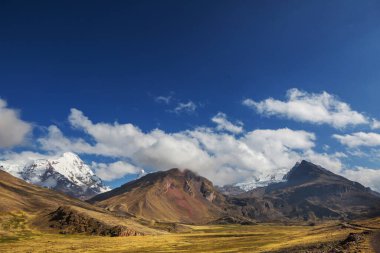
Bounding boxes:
[1,0,380,127]
[1,0,380,187]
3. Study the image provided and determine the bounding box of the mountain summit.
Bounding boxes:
[90,168,229,224]
[0,152,109,199]
[283,160,342,183]
[231,160,380,221]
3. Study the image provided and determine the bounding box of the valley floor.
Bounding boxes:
[1,213,380,253]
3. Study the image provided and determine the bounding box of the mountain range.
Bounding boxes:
[90,160,380,224]
[228,160,380,222]
[1,155,380,235]
[0,168,166,236]
[0,152,313,200]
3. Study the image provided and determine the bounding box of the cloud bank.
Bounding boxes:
[92,161,143,181]
[36,108,342,185]
[0,99,32,148]
[1,89,379,191]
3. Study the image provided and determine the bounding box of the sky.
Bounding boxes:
[1,0,380,190]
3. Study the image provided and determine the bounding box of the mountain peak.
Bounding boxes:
[0,152,109,199]
[165,168,182,174]
[283,160,335,183]
[238,160,380,221]
[90,168,226,224]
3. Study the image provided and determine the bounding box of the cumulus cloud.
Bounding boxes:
[36,108,344,185]
[243,88,369,129]
[371,119,380,129]
[333,132,380,148]
[92,161,143,181]
[38,125,98,155]
[244,128,315,150]
[0,99,32,148]
[211,112,244,134]
[2,90,378,189]
[173,101,197,114]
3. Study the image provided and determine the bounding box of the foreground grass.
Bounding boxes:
[0,217,365,253]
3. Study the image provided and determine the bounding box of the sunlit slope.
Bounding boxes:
[0,169,92,212]
[0,169,162,236]
[90,168,230,224]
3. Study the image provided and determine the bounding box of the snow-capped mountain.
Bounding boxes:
[235,173,287,191]
[218,170,289,196]
[0,152,110,199]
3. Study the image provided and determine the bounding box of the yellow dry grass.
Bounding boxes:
[1,213,373,253]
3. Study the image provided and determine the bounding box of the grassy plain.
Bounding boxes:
[0,212,378,253]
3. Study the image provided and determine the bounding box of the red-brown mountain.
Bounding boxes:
[89,168,231,224]
[0,168,163,236]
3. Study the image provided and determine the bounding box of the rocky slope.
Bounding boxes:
[0,168,92,212]
[90,168,233,224]
[0,152,109,199]
[89,161,380,224]
[230,160,380,221]
[3,157,379,227]
[0,169,162,236]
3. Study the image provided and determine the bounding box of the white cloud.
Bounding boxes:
[340,167,380,192]
[302,150,343,173]
[67,108,156,156]
[173,101,197,114]
[243,88,369,129]
[0,99,32,148]
[371,119,380,129]
[2,90,378,189]
[38,125,99,155]
[155,95,172,104]
[244,128,315,150]
[92,161,143,181]
[333,132,380,148]
[211,112,243,134]
[36,108,344,185]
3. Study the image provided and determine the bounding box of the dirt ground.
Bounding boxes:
[371,231,380,253]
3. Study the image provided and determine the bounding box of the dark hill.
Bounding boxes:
[230,161,380,221]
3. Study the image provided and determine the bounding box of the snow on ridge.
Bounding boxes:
[0,152,110,197]
[51,152,96,186]
[235,169,288,191]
